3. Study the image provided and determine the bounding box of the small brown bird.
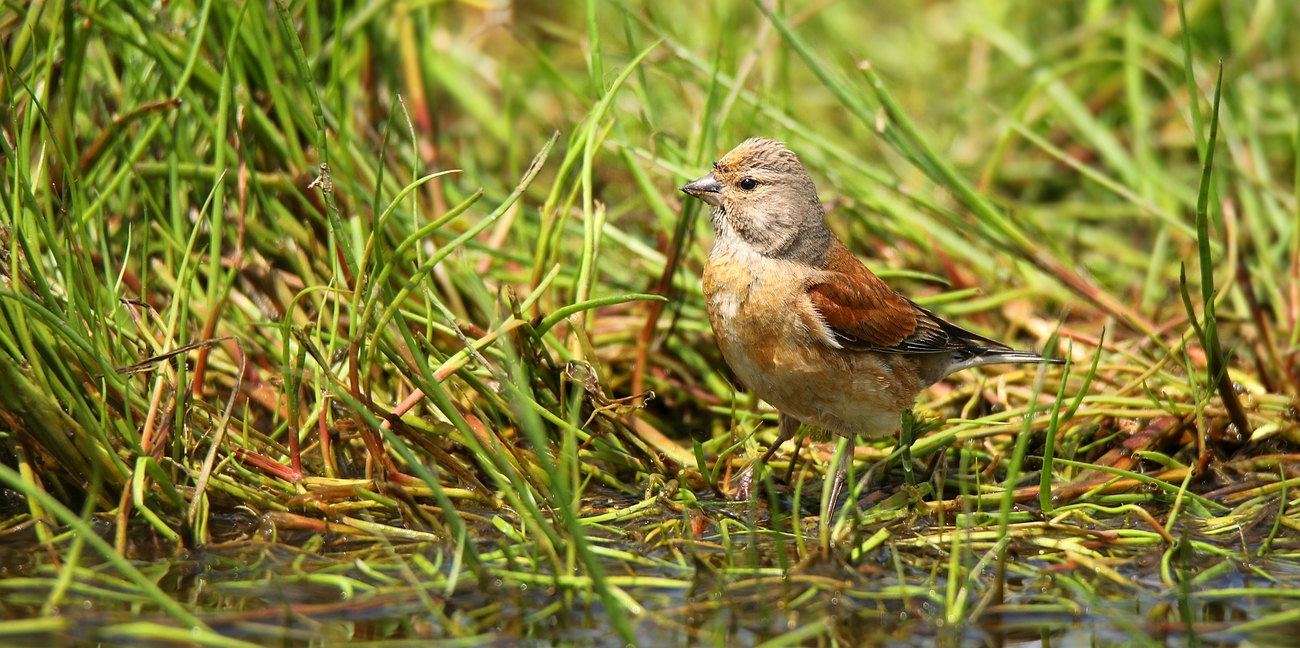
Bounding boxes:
[682,137,1058,512]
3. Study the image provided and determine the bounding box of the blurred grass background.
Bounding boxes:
[1,0,1299,645]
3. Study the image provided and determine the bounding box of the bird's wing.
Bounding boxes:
[806,245,1009,355]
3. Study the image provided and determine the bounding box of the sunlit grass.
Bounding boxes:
[1,0,1299,646]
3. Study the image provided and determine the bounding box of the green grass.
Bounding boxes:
[2,0,1300,646]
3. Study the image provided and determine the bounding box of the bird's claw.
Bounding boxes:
[731,466,757,501]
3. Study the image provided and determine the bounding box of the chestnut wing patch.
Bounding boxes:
[807,273,1006,355]
[807,275,916,348]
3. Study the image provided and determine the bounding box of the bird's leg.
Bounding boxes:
[782,426,810,482]
[735,412,799,500]
[821,435,856,542]
[758,412,799,466]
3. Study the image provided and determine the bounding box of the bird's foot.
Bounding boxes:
[732,461,788,501]
[731,465,758,501]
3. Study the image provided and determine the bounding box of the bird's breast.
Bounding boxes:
[702,246,818,382]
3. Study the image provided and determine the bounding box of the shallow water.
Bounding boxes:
[2,498,1298,648]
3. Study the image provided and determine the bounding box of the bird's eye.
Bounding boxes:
[739,177,757,191]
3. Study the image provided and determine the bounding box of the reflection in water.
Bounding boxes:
[0,529,1295,647]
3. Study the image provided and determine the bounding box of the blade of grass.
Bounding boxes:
[1186,61,1251,439]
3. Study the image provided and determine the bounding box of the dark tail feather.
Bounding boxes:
[948,347,1064,375]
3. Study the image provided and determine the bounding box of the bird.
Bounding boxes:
[680,137,1061,518]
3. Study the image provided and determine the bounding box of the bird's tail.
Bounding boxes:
[948,347,1064,375]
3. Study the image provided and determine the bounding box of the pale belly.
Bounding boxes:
[719,329,918,438]
[703,254,922,439]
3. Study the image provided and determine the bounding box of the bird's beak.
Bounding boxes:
[681,173,723,207]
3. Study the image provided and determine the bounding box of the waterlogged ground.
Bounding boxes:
[3,484,1299,648]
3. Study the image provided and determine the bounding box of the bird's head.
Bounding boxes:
[681,137,830,263]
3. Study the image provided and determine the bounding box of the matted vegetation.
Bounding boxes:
[1,0,1299,646]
